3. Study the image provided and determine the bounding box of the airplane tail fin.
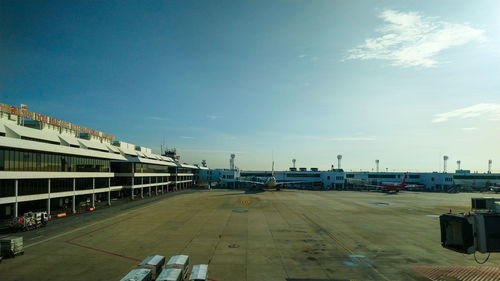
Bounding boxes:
[272,161,275,177]
[401,173,407,186]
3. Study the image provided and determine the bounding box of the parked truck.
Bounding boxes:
[9,211,49,232]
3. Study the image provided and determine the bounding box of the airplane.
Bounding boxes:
[348,173,419,193]
[237,161,308,191]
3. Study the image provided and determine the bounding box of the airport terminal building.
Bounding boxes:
[0,103,204,220]
[203,168,500,192]
[2,102,498,220]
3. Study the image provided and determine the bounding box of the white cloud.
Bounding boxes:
[206,114,220,120]
[146,116,169,121]
[461,127,477,131]
[287,135,376,142]
[346,9,485,67]
[298,54,305,58]
[432,103,500,123]
[328,137,376,142]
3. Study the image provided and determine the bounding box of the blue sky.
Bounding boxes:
[1,1,499,172]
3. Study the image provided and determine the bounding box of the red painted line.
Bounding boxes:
[66,240,141,262]
[64,213,142,262]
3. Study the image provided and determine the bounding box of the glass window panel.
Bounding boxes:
[43,153,48,171]
[15,150,20,171]
[0,149,3,171]
[36,152,41,171]
[9,150,14,171]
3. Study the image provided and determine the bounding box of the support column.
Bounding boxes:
[14,179,18,218]
[92,178,95,209]
[155,186,158,196]
[108,177,111,206]
[161,185,164,194]
[140,177,144,198]
[47,179,51,215]
[149,186,151,197]
[72,178,76,214]
[131,176,135,200]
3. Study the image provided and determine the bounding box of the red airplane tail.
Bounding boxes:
[401,173,407,186]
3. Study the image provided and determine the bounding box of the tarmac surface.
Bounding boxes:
[2,189,500,281]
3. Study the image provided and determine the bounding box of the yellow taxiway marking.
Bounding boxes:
[303,213,390,281]
[240,199,251,206]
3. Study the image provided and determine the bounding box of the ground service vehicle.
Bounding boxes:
[10,211,49,231]
[138,255,165,280]
[120,268,152,281]
[166,255,190,280]
[156,268,183,281]
[189,264,208,281]
[0,236,24,258]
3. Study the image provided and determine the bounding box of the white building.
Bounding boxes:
[0,103,200,219]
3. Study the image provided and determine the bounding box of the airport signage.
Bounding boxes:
[0,103,114,141]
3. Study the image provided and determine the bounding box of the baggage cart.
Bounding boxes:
[0,236,24,258]
[166,255,190,280]
[157,268,182,281]
[189,264,208,281]
[138,255,165,280]
[120,268,152,281]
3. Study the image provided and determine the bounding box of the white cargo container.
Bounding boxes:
[166,255,190,280]
[189,264,208,281]
[138,255,165,279]
[0,236,24,258]
[156,268,182,281]
[120,268,152,281]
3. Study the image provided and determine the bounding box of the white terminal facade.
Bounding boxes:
[0,103,207,219]
[200,163,500,192]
